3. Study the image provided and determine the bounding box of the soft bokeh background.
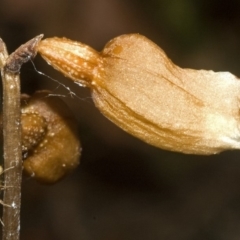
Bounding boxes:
[1,1,240,239]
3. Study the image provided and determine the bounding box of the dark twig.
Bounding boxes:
[0,35,43,240]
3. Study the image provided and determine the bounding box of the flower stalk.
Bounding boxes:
[0,35,42,240]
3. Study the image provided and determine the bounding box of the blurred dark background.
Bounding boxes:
[1,0,240,239]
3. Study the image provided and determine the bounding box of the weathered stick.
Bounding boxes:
[0,35,42,240]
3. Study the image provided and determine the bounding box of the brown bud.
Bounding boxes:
[21,91,81,183]
[21,112,47,152]
[38,34,240,155]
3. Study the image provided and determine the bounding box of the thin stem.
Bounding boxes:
[1,69,22,240]
[0,35,43,240]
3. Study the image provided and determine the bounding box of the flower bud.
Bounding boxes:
[38,34,240,155]
[21,91,81,183]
